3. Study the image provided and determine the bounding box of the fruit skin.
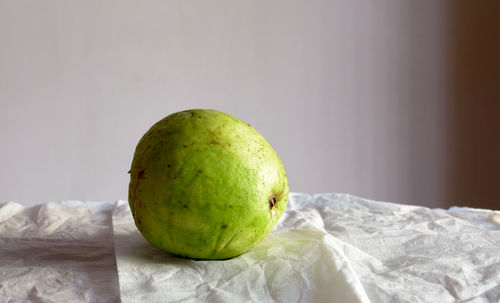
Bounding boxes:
[128,109,289,260]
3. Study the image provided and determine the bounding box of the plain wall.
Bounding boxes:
[1,1,449,207]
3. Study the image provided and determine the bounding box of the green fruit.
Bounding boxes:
[128,109,289,260]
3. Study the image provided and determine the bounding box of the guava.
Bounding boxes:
[128,109,289,260]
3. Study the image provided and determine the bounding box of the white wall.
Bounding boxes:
[0,1,448,207]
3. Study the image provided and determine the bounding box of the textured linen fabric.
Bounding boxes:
[112,193,500,303]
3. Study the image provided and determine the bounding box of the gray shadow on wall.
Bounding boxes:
[446,1,500,209]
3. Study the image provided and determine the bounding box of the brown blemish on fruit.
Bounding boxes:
[171,175,177,179]
[138,170,145,179]
[191,112,195,117]
[222,224,227,229]
[183,205,188,208]
[276,188,286,201]
[269,195,277,209]
[183,145,187,148]
[167,164,171,168]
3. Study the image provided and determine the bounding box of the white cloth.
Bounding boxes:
[112,193,500,303]
[1,193,499,302]
[0,201,120,302]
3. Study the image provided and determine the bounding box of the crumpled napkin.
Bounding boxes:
[113,193,500,303]
[2,193,498,302]
[112,198,369,303]
[0,201,120,302]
